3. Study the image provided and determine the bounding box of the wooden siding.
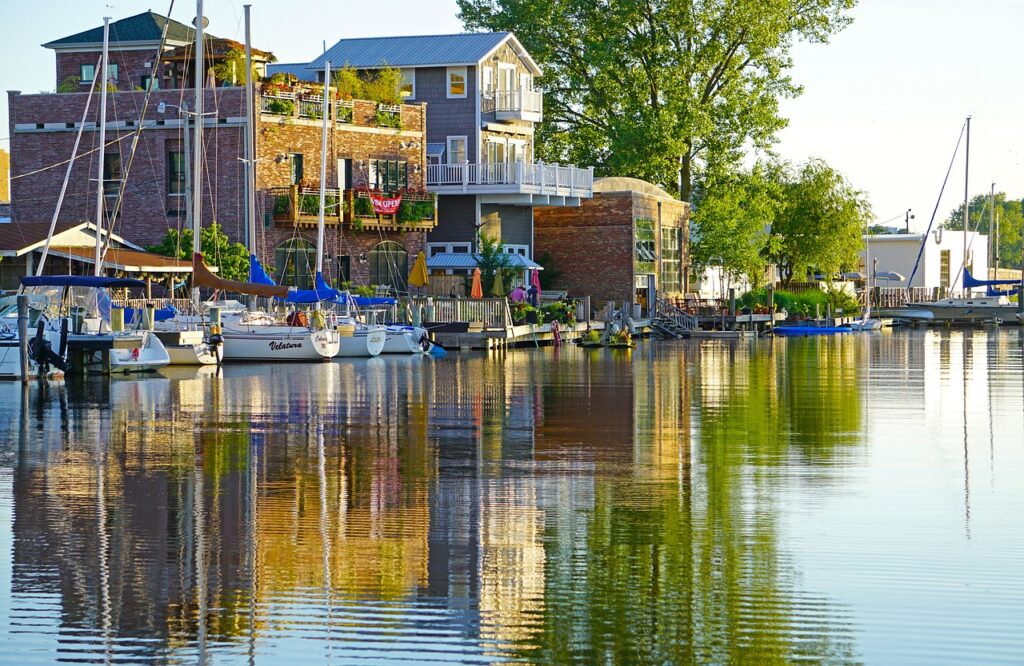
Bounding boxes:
[414,66,479,163]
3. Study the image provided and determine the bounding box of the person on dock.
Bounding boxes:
[510,285,527,303]
[527,284,538,307]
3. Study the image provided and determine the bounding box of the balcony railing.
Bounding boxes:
[269,185,436,231]
[426,161,593,198]
[482,88,543,121]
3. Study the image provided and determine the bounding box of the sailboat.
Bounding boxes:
[905,117,1020,324]
[176,1,339,361]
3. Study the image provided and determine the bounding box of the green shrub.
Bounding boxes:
[541,300,576,325]
[267,98,294,115]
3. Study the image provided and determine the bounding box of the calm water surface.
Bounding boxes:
[0,330,1022,664]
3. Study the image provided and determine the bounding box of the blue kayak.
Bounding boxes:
[773,325,852,336]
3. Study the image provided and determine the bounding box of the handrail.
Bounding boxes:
[426,161,594,195]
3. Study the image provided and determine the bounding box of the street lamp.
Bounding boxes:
[904,208,915,233]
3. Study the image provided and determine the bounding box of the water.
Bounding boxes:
[0,329,1022,664]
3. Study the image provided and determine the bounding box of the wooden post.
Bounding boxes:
[17,295,29,383]
[767,286,775,332]
[728,288,736,330]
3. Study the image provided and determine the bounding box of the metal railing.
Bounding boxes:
[426,161,594,196]
[298,96,324,119]
[481,88,543,118]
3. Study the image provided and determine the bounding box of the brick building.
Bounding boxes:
[8,12,433,291]
[534,177,689,315]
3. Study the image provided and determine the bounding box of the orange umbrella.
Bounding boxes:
[470,267,483,299]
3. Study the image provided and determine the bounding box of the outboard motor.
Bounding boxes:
[28,319,67,374]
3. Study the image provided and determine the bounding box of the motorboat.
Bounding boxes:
[902,295,1019,323]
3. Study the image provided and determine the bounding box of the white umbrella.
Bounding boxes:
[875,271,905,282]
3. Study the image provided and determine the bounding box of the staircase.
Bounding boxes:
[653,299,698,339]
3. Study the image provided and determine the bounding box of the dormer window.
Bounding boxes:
[447,66,467,99]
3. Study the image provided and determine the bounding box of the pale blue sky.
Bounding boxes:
[2,0,1020,230]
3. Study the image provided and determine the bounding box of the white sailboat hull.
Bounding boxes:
[107,330,171,373]
[381,326,429,354]
[0,329,64,380]
[220,324,340,361]
[905,297,1019,322]
[336,326,386,357]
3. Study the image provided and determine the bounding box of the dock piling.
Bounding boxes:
[17,295,29,384]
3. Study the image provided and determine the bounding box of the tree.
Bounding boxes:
[944,192,1023,269]
[690,161,781,287]
[769,159,871,285]
[457,0,855,199]
[147,223,249,282]
[211,47,263,86]
[476,233,515,295]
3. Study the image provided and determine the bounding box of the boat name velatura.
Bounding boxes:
[269,341,304,351]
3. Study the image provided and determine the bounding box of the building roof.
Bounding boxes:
[161,37,274,62]
[48,246,194,273]
[427,252,542,271]
[593,177,680,203]
[0,221,143,257]
[310,32,541,74]
[43,11,208,48]
[267,62,319,83]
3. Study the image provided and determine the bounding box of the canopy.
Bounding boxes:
[21,275,146,289]
[427,252,544,271]
[193,253,290,298]
[409,251,429,287]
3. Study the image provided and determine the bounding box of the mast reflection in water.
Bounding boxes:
[1,330,1023,664]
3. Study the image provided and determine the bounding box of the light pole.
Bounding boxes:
[904,208,915,233]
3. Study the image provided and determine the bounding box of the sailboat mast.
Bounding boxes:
[191,0,205,308]
[316,60,331,276]
[989,182,995,278]
[92,17,110,278]
[963,115,970,296]
[244,5,256,254]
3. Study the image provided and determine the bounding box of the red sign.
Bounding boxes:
[370,193,402,215]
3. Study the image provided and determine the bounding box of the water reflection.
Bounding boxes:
[1,330,1022,663]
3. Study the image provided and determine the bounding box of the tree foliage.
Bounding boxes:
[944,192,1024,268]
[332,65,402,105]
[691,161,781,287]
[476,233,516,295]
[147,223,249,282]
[770,159,871,285]
[457,0,856,198]
[211,47,263,86]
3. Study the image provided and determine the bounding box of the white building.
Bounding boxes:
[860,229,988,295]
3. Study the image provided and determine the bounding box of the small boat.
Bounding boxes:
[773,324,852,336]
[335,317,387,357]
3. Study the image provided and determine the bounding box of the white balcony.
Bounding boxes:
[482,88,543,122]
[427,161,593,206]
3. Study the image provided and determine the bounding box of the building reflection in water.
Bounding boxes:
[1,333,934,663]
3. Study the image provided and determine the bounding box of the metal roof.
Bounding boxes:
[310,32,538,72]
[267,62,319,83]
[426,143,447,157]
[44,11,202,48]
[427,252,542,270]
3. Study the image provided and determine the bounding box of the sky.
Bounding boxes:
[2,0,1021,232]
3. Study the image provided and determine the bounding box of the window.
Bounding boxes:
[447,66,467,98]
[660,226,682,294]
[80,64,96,83]
[367,159,408,193]
[447,136,467,164]
[482,67,494,95]
[520,72,532,92]
[369,241,408,292]
[336,158,352,191]
[289,153,304,185]
[103,153,121,196]
[486,139,506,164]
[275,238,316,290]
[168,150,185,195]
[634,218,656,273]
[399,68,415,99]
[508,140,526,163]
[498,64,515,92]
[940,249,950,290]
[107,63,118,82]
[141,74,159,90]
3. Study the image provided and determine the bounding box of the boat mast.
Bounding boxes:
[244,5,256,255]
[191,0,205,309]
[316,60,331,279]
[962,115,970,296]
[989,182,995,278]
[92,17,111,278]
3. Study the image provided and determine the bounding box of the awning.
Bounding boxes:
[427,252,543,271]
[426,143,446,158]
[48,246,196,273]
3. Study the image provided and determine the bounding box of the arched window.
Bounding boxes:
[369,241,408,292]
[275,238,316,289]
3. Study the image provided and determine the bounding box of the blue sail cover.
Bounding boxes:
[284,272,343,304]
[249,254,276,286]
[963,268,1021,296]
[21,275,146,289]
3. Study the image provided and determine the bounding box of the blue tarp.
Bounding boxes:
[963,268,1021,296]
[249,254,276,286]
[121,305,176,322]
[350,296,397,307]
[21,275,146,289]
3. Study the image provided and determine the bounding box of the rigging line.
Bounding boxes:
[29,57,101,278]
[11,132,141,180]
[102,0,178,264]
[906,119,967,293]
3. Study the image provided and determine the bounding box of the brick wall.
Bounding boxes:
[56,49,159,93]
[534,189,690,303]
[9,87,429,277]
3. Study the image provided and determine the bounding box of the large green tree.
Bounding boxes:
[770,159,871,285]
[457,0,856,199]
[944,193,1024,269]
[690,161,781,286]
